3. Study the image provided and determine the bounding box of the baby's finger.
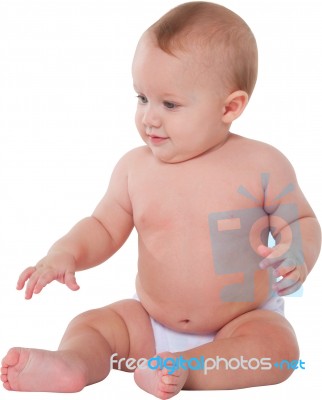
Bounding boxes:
[276,280,302,296]
[273,264,296,278]
[258,244,290,270]
[257,244,273,258]
[65,271,80,291]
[16,267,36,290]
[24,269,45,299]
[24,272,40,299]
[32,269,58,295]
[259,257,284,270]
[273,269,301,293]
[24,268,55,299]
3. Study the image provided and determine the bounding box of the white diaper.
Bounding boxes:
[259,294,284,316]
[133,294,284,354]
[149,318,215,354]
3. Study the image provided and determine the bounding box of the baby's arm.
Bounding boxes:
[257,150,321,295]
[18,154,134,299]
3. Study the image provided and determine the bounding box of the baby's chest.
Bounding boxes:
[130,172,263,233]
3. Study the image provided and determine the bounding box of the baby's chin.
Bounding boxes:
[150,150,195,164]
[148,145,212,164]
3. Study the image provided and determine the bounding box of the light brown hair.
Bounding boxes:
[148,1,258,97]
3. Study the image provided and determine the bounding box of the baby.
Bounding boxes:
[1,2,321,399]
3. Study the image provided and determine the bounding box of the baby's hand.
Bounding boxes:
[17,252,80,299]
[257,244,308,296]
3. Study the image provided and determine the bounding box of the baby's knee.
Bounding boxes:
[270,329,300,384]
[67,309,99,328]
[67,306,121,332]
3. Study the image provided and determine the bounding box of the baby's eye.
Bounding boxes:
[136,94,148,104]
[163,101,178,109]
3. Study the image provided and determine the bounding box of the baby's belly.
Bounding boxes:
[136,244,272,333]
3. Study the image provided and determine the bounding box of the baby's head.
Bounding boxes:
[148,1,258,97]
[132,2,258,163]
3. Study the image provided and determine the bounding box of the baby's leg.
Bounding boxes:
[135,310,298,397]
[179,310,299,390]
[1,299,155,392]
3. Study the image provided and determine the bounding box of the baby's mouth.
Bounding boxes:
[148,135,169,145]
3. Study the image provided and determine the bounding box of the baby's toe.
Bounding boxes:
[161,373,180,386]
[2,348,21,367]
[157,385,177,400]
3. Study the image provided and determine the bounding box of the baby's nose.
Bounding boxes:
[142,104,161,128]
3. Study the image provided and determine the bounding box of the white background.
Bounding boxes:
[0,0,321,399]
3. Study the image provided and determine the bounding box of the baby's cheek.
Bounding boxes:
[135,119,145,140]
[134,114,140,131]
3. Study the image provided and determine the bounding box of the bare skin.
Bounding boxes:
[134,352,190,399]
[1,33,320,397]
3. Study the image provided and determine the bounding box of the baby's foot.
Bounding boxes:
[1,347,87,392]
[134,352,189,399]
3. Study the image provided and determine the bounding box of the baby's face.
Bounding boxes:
[132,34,229,163]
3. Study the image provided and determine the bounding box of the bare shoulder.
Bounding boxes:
[109,146,150,176]
[228,134,296,179]
[97,146,149,204]
[227,134,311,213]
[116,146,151,168]
[121,145,151,161]
[229,133,289,158]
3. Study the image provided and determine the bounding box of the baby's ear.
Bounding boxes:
[222,90,248,124]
